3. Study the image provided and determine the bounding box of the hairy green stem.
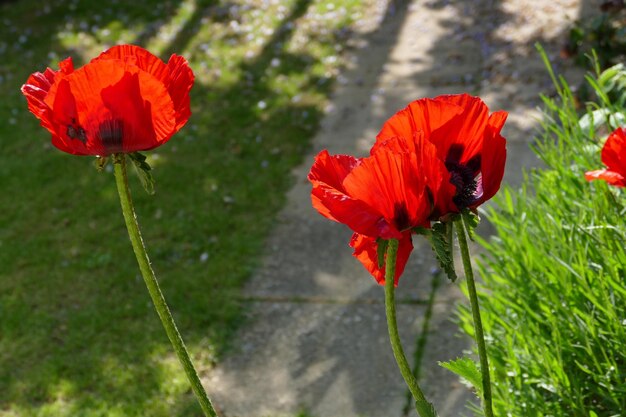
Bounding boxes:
[455,219,494,417]
[384,239,437,417]
[113,154,217,417]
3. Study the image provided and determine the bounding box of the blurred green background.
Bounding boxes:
[0,0,367,415]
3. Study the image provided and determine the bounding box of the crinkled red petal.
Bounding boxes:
[94,44,169,81]
[48,78,88,155]
[58,57,75,75]
[309,150,399,239]
[350,232,413,286]
[377,94,507,214]
[308,150,359,191]
[585,169,626,187]
[166,54,194,130]
[23,46,193,156]
[601,127,626,178]
[370,134,455,220]
[21,68,58,131]
[343,146,429,237]
[377,95,464,145]
[473,110,507,207]
[96,45,194,131]
[426,94,490,163]
[44,59,174,155]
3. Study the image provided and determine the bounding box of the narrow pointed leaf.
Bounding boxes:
[461,209,479,242]
[129,152,155,195]
[429,222,457,282]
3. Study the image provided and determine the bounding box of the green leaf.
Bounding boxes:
[376,238,389,268]
[589,412,598,417]
[415,400,439,417]
[413,226,431,236]
[439,357,482,396]
[461,209,480,242]
[128,152,155,195]
[429,222,457,282]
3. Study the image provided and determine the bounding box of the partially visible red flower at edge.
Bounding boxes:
[21,45,194,156]
[308,145,436,285]
[585,127,626,187]
[375,94,507,218]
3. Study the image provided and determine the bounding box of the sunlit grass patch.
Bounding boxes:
[0,0,370,415]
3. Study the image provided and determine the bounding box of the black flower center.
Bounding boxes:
[445,144,482,209]
[98,119,124,154]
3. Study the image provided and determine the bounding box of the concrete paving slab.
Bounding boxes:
[208,302,427,417]
[243,190,448,302]
[410,299,477,417]
[205,0,603,416]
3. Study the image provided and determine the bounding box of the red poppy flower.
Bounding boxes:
[375,94,507,217]
[585,127,626,187]
[21,45,194,156]
[308,144,433,284]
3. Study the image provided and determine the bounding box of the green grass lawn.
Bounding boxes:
[0,0,367,415]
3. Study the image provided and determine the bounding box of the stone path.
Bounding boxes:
[206,0,597,416]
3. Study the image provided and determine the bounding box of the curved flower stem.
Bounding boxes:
[113,154,217,417]
[384,238,437,417]
[455,219,494,417]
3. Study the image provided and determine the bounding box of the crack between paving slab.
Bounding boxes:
[236,294,431,305]
[401,270,443,417]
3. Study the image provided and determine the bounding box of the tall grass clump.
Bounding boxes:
[458,52,626,416]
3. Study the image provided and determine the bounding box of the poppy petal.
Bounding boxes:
[166,54,194,130]
[427,94,490,163]
[58,57,75,75]
[378,94,507,214]
[309,150,396,238]
[585,128,626,187]
[308,150,358,193]
[94,44,169,81]
[45,59,175,155]
[475,111,507,206]
[377,96,463,144]
[379,95,492,163]
[21,66,58,120]
[487,110,508,133]
[48,78,89,155]
[372,134,456,218]
[585,169,626,187]
[350,232,413,285]
[344,143,431,234]
[601,128,626,176]
[22,45,193,156]
[96,45,193,131]
[99,71,160,152]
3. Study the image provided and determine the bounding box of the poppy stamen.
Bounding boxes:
[67,124,87,143]
[66,117,87,143]
[445,144,482,209]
